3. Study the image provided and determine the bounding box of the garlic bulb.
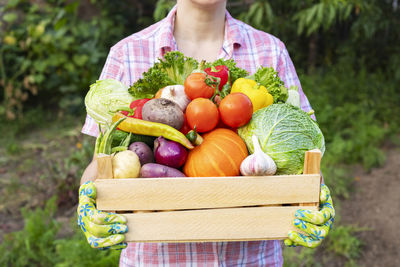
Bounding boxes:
[160,85,191,111]
[240,135,277,176]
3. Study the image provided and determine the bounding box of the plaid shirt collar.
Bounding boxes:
[155,5,244,59]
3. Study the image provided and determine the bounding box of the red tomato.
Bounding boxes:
[184,72,217,100]
[186,98,219,133]
[218,93,253,128]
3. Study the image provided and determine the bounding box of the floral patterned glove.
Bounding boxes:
[77,181,128,250]
[284,184,335,248]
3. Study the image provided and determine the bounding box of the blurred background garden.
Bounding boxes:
[0,0,399,266]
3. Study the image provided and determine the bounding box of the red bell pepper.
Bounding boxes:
[204,65,229,91]
[120,98,150,119]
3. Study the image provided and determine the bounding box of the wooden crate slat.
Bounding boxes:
[300,149,322,207]
[96,174,320,211]
[303,149,322,175]
[123,206,318,242]
[96,154,113,179]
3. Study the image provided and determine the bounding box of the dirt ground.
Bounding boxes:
[340,147,400,267]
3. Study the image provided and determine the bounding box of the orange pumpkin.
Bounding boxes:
[183,128,248,177]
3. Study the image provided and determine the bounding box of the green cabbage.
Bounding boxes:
[85,79,134,126]
[238,104,325,175]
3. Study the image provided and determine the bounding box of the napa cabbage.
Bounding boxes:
[85,79,134,126]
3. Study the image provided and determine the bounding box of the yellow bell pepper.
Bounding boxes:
[231,78,273,112]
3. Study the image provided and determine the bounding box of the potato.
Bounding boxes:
[128,142,154,166]
[140,163,186,178]
[112,150,141,178]
[142,98,184,130]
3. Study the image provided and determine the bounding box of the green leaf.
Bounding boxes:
[33,61,47,72]
[65,1,79,14]
[327,4,337,30]
[254,4,264,27]
[343,4,353,20]
[54,18,67,31]
[307,21,320,36]
[20,60,31,72]
[264,2,274,24]
[6,0,20,8]
[296,14,305,35]
[54,9,66,23]
[3,13,18,23]
[154,0,175,21]
[65,62,75,72]
[306,5,318,25]
[247,2,259,22]
[34,74,45,84]
[73,55,88,67]
[316,3,325,28]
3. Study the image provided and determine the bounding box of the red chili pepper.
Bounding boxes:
[120,98,150,119]
[204,65,229,91]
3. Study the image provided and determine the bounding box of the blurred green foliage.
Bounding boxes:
[0,198,60,266]
[0,0,155,119]
[229,0,400,75]
[0,197,120,266]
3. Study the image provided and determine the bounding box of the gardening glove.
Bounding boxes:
[77,181,128,250]
[284,184,335,248]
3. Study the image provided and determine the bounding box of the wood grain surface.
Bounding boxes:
[95,174,320,211]
[94,150,322,242]
[122,206,318,242]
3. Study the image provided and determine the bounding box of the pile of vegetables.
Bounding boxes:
[85,51,324,179]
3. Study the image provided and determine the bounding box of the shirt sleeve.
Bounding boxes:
[276,43,316,120]
[81,47,126,137]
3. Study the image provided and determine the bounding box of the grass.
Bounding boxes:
[0,109,94,229]
[0,197,120,267]
[0,109,121,266]
[283,224,366,267]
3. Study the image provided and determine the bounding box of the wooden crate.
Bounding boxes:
[95,149,322,243]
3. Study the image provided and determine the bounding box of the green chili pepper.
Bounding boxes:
[185,127,203,146]
[112,112,194,149]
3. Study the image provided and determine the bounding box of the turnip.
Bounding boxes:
[142,98,184,130]
[112,150,141,178]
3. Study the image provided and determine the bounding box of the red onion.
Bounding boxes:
[154,136,187,168]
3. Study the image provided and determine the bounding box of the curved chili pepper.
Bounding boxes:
[112,112,194,149]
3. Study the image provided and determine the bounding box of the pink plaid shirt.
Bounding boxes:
[82,5,313,267]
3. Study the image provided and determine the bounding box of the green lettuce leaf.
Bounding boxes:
[247,66,288,103]
[128,51,198,98]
